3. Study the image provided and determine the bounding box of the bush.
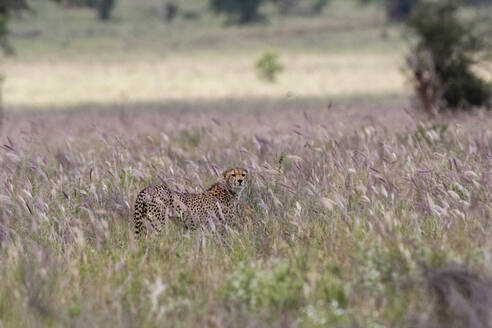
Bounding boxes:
[406,1,491,112]
[223,261,303,313]
[210,0,265,24]
[255,51,284,83]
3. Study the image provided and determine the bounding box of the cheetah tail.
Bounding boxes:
[133,190,147,238]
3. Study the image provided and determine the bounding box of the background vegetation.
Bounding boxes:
[1,0,492,327]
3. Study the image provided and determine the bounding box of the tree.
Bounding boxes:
[406,1,491,112]
[210,0,265,24]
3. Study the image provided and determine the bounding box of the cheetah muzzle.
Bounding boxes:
[133,168,249,237]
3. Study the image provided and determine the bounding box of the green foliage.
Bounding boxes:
[210,0,265,24]
[406,1,491,111]
[255,50,284,83]
[315,265,348,308]
[223,260,304,313]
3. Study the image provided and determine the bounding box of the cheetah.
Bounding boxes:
[133,168,248,237]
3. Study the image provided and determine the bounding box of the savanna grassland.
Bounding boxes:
[1,1,492,327]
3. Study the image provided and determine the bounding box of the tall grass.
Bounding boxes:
[1,112,491,327]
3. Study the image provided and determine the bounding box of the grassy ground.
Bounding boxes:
[1,112,492,327]
[1,1,492,327]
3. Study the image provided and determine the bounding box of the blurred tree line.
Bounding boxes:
[61,0,115,20]
[0,0,116,23]
[359,0,418,21]
[359,0,491,21]
[210,0,331,24]
[209,0,491,24]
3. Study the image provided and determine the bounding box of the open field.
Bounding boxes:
[2,109,492,327]
[1,0,492,327]
[2,0,409,110]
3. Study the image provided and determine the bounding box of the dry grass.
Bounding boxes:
[1,108,492,327]
[3,52,406,108]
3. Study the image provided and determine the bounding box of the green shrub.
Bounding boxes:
[316,268,348,308]
[223,260,303,313]
[255,51,284,83]
[406,1,491,112]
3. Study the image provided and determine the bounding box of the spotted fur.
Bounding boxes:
[133,168,248,237]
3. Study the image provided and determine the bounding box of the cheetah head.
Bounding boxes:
[223,168,248,192]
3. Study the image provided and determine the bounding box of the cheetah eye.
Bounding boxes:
[231,174,236,177]
[242,174,246,177]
